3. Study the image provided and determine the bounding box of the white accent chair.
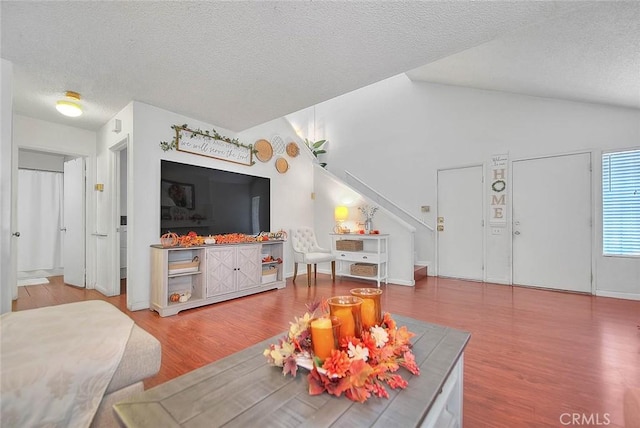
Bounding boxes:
[290,227,336,286]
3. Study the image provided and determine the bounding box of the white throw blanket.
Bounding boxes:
[0,300,134,428]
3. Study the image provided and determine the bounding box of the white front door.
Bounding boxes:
[437,165,484,280]
[63,157,85,287]
[512,153,592,293]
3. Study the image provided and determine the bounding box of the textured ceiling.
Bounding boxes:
[407,2,640,109]
[1,1,636,133]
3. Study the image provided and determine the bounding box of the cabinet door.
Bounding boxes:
[206,247,236,297]
[236,245,261,290]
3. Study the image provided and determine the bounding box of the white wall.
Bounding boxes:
[18,150,65,172]
[313,167,416,285]
[12,115,98,289]
[95,102,316,310]
[310,74,640,298]
[237,116,316,277]
[1,58,14,313]
[96,103,133,298]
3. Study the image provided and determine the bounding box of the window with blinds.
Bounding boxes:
[602,149,640,256]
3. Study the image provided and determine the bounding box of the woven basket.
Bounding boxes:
[350,263,377,277]
[262,267,277,276]
[336,240,363,251]
[168,256,200,274]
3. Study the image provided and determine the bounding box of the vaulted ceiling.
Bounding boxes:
[1,1,638,133]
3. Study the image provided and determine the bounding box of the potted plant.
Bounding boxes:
[305,139,328,168]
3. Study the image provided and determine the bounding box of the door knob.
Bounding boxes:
[60,227,67,232]
[12,232,20,237]
[514,231,521,235]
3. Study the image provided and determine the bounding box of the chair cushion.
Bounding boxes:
[303,252,335,264]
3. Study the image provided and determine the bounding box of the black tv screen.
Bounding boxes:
[160,160,270,236]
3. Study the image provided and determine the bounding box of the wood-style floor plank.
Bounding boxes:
[11,275,640,428]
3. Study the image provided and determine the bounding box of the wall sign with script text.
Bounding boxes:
[176,127,254,166]
[490,154,508,225]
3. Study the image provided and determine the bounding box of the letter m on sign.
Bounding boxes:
[491,194,506,206]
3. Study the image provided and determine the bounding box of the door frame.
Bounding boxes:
[435,162,486,281]
[108,136,129,296]
[11,149,94,290]
[509,150,595,293]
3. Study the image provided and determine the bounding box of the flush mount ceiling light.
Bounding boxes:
[56,91,83,117]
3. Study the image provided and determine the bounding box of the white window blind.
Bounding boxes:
[602,149,640,256]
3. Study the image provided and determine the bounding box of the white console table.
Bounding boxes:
[331,233,389,287]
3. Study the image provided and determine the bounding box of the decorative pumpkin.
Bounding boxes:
[161,232,179,248]
[169,293,180,302]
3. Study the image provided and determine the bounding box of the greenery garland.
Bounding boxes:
[159,124,256,155]
[491,179,506,192]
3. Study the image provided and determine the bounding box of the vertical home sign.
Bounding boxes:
[490,154,508,225]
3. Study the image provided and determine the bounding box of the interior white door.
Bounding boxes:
[512,153,592,293]
[437,165,484,280]
[63,157,85,287]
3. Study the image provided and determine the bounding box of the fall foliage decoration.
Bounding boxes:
[159,231,287,247]
[263,301,420,403]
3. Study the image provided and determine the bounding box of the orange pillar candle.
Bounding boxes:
[310,317,336,361]
[327,296,363,342]
[350,288,383,331]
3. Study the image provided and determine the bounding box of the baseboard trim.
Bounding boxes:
[128,300,150,311]
[94,284,113,296]
[485,278,511,285]
[388,278,415,287]
[312,269,415,287]
[595,290,640,301]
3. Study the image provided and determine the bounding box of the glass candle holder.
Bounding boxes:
[310,316,341,362]
[327,296,363,342]
[350,288,383,331]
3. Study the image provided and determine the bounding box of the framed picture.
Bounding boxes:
[161,180,194,209]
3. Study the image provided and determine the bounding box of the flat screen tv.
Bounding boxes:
[160,160,270,236]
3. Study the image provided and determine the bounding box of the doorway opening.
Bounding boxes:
[111,137,129,296]
[16,149,86,288]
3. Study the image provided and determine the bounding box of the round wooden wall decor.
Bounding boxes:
[254,139,273,162]
[275,157,289,174]
[286,142,299,157]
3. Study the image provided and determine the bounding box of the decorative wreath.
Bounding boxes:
[491,179,506,192]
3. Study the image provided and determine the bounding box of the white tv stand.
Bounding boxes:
[150,241,285,317]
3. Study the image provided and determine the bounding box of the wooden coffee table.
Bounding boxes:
[113,315,469,427]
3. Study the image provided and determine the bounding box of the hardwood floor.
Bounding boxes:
[13,275,640,427]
